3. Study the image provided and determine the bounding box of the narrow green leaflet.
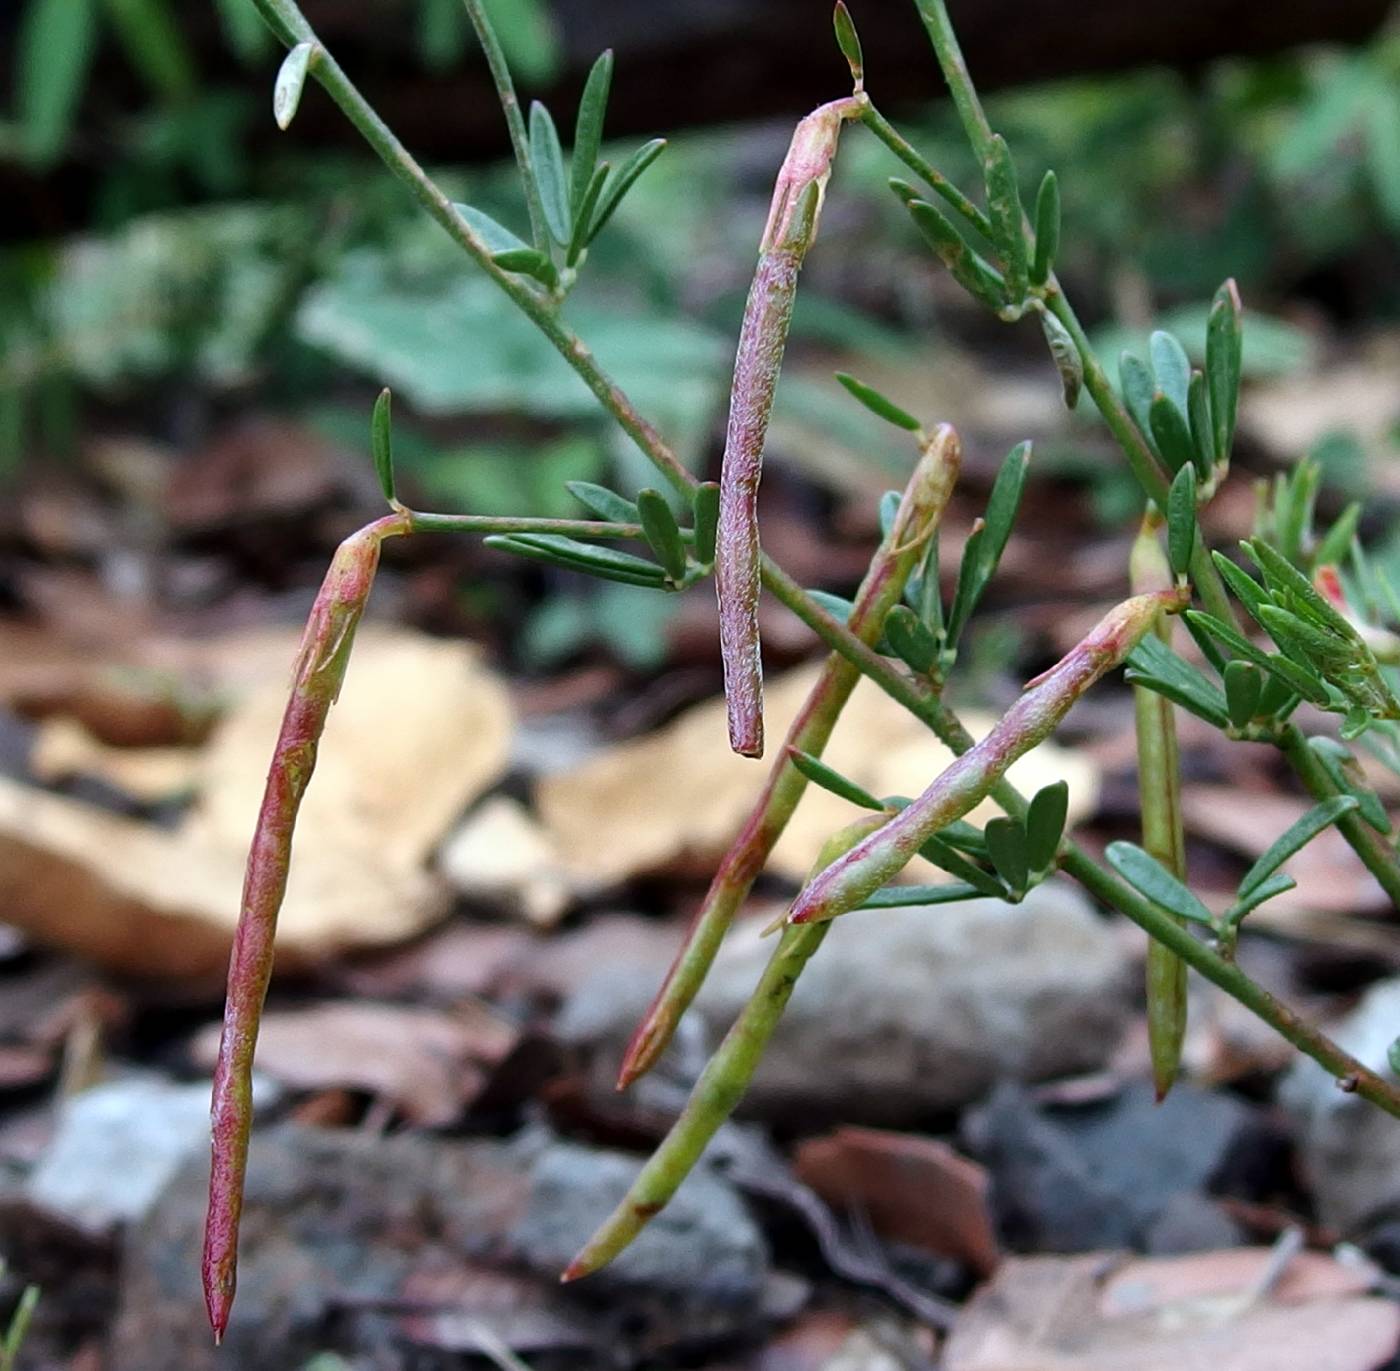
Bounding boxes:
[274,42,315,130]
[370,388,396,504]
[1149,330,1191,416]
[492,247,559,289]
[905,199,1008,311]
[983,134,1028,302]
[1025,780,1069,873]
[1237,796,1358,898]
[1040,311,1082,409]
[528,100,572,245]
[834,372,921,431]
[1212,551,1270,622]
[1308,737,1391,833]
[984,817,1029,895]
[946,520,987,647]
[18,0,100,168]
[1105,841,1216,926]
[1166,464,1196,579]
[1030,170,1060,287]
[1224,872,1296,928]
[1149,394,1197,474]
[1125,635,1229,728]
[636,489,687,581]
[103,0,196,101]
[454,203,533,256]
[919,835,1007,898]
[587,138,667,243]
[1184,610,1330,705]
[1222,660,1263,728]
[570,50,614,214]
[567,162,609,265]
[787,749,885,811]
[833,1,864,85]
[1186,370,1213,479]
[566,481,639,524]
[1206,279,1243,464]
[883,604,940,673]
[860,883,985,909]
[878,490,903,540]
[485,533,666,587]
[692,482,720,566]
[1119,353,1157,445]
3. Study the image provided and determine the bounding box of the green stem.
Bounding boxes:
[911,0,995,159]
[458,0,549,252]
[1277,723,1400,908]
[857,99,992,237]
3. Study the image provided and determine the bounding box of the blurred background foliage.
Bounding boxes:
[2,0,1399,666]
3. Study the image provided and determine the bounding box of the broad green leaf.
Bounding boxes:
[692,482,720,566]
[788,748,884,811]
[570,50,614,215]
[1026,780,1069,873]
[528,101,571,245]
[834,372,921,431]
[905,199,1008,311]
[1040,311,1082,409]
[883,604,940,673]
[17,0,100,169]
[1149,393,1197,474]
[1222,660,1262,728]
[1206,280,1243,464]
[1030,170,1060,287]
[370,387,395,504]
[1238,796,1358,897]
[833,1,864,84]
[1106,841,1215,926]
[636,488,687,581]
[274,42,315,131]
[985,816,1029,894]
[983,134,1028,302]
[1166,465,1197,579]
[485,532,667,588]
[1149,329,1191,416]
[566,481,639,524]
[587,138,667,243]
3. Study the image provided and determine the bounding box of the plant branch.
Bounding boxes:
[911,0,995,159]
[458,0,549,252]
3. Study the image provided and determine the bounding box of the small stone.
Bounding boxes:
[1279,976,1400,1231]
[438,795,572,927]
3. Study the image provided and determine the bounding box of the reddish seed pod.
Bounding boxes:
[203,512,407,1342]
[718,97,863,759]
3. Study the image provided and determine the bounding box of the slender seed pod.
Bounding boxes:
[718,97,862,758]
[566,812,890,1282]
[619,427,960,1087]
[203,511,408,1342]
[1131,515,1189,1101]
[787,588,1187,926]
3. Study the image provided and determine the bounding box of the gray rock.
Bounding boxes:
[26,1076,255,1235]
[108,1124,767,1371]
[1280,977,1400,1232]
[964,1081,1269,1252]
[557,883,1134,1123]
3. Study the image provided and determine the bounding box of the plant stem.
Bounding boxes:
[458,0,549,252]
[911,0,994,159]
[1132,518,1188,1099]
[620,426,961,1085]
[1277,722,1400,908]
[857,100,992,237]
